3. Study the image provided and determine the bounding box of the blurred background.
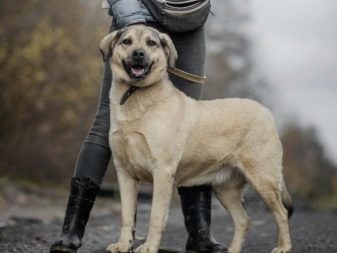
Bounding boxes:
[0,0,337,216]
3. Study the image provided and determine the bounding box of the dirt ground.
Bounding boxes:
[1,185,337,253]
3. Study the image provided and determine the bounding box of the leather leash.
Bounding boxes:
[168,67,206,85]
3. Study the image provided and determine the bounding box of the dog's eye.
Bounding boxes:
[147,39,157,47]
[122,38,132,45]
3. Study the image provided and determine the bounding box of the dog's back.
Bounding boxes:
[174,97,282,187]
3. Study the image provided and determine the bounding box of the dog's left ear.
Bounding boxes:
[159,33,178,68]
[99,29,124,61]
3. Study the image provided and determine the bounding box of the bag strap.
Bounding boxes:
[168,67,206,84]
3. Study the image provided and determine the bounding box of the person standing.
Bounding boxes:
[50,1,228,253]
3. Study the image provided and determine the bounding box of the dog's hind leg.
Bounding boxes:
[214,184,250,253]
[107,162,139,253]
[243,168,291,253]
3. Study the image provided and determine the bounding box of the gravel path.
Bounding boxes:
[1,195,336,253]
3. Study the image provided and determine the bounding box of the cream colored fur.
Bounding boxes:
[100,25,292,253]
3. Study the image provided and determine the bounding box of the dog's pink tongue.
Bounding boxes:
[131,67,145,76]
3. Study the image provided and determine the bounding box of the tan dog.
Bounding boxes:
[100,25,292,253]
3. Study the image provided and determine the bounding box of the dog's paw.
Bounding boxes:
[228,247,240,253]
[271,246,291,253]
[136,243,157,253]
[107,242,131,253]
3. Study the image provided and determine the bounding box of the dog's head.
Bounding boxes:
[99,25,177,87]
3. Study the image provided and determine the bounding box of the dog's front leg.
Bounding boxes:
[107,163,139,253]
[136,168,175,253]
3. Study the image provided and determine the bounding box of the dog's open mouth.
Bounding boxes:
[123,61,153,80]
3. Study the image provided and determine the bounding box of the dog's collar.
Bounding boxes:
[119,67,206,105]
[120,85,138,105]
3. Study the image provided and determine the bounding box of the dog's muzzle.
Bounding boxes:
[123,49,153,80]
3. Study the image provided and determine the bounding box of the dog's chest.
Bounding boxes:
[110,124,154,180]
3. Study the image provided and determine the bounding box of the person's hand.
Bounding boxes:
[108,0,146,29]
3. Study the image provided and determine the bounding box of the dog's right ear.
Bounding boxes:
[99,29,124,61]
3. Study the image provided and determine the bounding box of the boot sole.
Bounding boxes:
[49,245,77,253]
[186,250,228,253]
[158,247,181,253]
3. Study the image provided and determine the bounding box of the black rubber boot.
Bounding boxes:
[50,177,100,253]
[178,185,228,253]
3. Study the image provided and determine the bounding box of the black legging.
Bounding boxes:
[74,23,205,184]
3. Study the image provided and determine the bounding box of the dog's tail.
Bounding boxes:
[281,180,294,219]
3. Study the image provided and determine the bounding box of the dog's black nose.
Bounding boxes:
[132,49,145,61]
